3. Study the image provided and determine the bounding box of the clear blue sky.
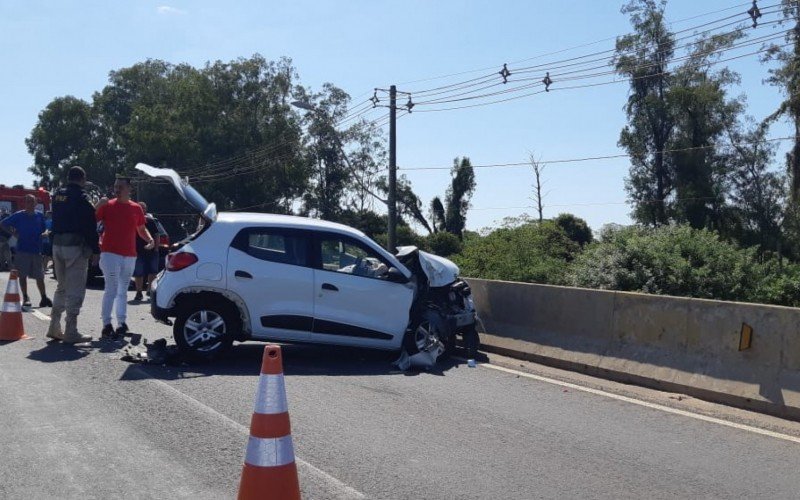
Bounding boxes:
[0,0,792,232]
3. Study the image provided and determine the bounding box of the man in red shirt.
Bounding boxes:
[96,177,154,339]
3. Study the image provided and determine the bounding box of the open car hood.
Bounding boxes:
[396,246,461,287]
[135,163,217,222]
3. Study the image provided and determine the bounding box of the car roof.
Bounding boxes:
[216,212,367,238]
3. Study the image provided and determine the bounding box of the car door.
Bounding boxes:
[226,226,314,341]
[311,233,415,349]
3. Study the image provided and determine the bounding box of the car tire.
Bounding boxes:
[173,298,239,360]
[403,308,448,356]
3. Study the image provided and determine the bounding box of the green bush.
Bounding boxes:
[425,232,463,257]
[554,213,593,246]
[751,261,800,307]
[567,224,759,301]
[454,221,578,284]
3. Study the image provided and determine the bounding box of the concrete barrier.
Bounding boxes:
[467,278,800,420]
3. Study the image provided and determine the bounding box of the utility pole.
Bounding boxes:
[388,85,397,252]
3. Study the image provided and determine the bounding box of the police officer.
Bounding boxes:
[46,166,100,344]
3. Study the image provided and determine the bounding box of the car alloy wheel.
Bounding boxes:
[414,321,439,352]
[182,309,226,352]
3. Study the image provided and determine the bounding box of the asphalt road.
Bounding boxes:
[3,271,800,499]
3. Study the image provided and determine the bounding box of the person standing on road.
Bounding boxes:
[0,194,52,308]
[41,210,53,274]
[132,201,161,302]
[96,177,154,339]
[47,166,100,344]
[0,209,12,271]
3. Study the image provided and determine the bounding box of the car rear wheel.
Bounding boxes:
[173,299,238,360]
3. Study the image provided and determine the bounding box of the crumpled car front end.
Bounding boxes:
[394,246,479,370]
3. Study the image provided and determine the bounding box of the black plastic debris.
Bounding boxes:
[121,338,184,365]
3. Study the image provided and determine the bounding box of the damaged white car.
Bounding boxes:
[136,164,479,368]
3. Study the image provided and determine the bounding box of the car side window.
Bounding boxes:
[233,228,309,267]
[319,236,390,280]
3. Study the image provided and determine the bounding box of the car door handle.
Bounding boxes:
[234,270,253,279]
[321,283,338,291]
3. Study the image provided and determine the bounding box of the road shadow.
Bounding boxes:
[119,342,470,382]
[26,341,91,363]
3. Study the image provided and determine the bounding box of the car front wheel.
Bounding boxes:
[404,308,448,357]
[173,299,238,360]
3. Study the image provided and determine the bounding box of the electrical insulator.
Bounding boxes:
[542,72,553,92]
[748,0,762,28]
[499,63,511,84]
[406,96,414,113]
[370,90,380,107]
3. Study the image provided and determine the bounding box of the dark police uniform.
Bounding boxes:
[47,182,99,340]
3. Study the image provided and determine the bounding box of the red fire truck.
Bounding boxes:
[0,185,51,214]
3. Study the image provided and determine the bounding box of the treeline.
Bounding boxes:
[610,0,798,261]
[438,216,800,307]
[24,1,800,307]
[25,53,482,241]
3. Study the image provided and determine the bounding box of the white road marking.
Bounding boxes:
[134,369,366,499]
[479,361,800,445]
[31,310,51,322]
[27,308,366,499]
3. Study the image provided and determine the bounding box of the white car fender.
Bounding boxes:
[166,286,253,335]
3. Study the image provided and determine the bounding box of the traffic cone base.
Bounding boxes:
[0,271,29,341]
[239,463,300,500]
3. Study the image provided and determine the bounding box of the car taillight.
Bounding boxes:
[166,252,198,271]
[159,234,170,248]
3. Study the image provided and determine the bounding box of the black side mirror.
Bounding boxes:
[386,266,409,284]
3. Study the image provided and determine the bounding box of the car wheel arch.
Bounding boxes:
[170,287,252,339]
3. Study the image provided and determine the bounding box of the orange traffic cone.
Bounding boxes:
[238,345,301,500]
[0,270,29,341]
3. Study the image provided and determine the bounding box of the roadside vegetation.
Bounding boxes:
[24,1,800,306]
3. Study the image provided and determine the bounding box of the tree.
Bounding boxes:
[430,197,446,232]
[554,213,593,246]
[530,154,546,222]
[425,232,462,257]
[613,0,675,226]
[763,1,800,201]
[28,55,311,216]
[444,157,476,238]
[724,119,785,256]
[379,156,476,237]
[377,175,433,234]
[668,32,744,231]
[26,96,120,188]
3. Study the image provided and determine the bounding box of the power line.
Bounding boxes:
[411,24,789,107]
[409,40,792,113]
[180,104,392,181]
[398,135,799,172]
[184,111,393,184]
[375,0,762,91]
[469,196,722,211]
[368,1,781,103]
[187,4,785,182]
